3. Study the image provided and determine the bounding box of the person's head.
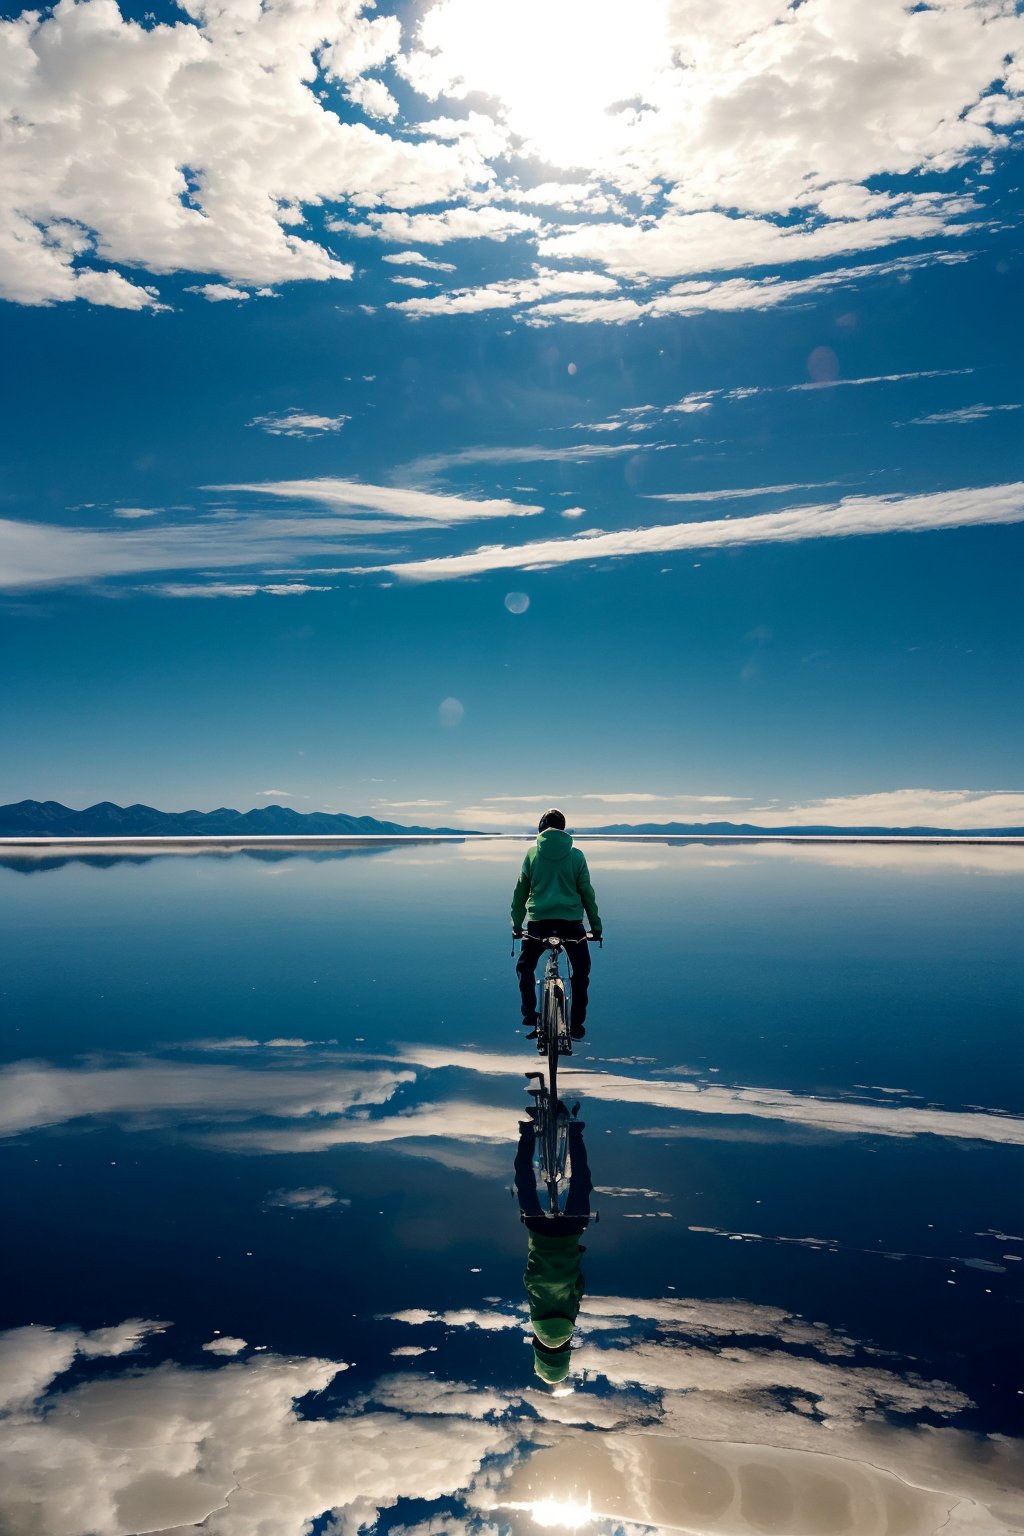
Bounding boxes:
[538,808,566,833]
[532,1322,573,1384]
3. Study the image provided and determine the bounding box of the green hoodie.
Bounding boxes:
[525,1228,585,1382]
[511,829,602,933]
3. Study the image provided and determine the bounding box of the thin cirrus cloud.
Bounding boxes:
[0,481,543,591]
[399,441,664,479]
[646,483,838,504]
[353,481,1024,582]
[210,479,543,523]
[0,515,414,592]
[573,371,975,433]
[909,403,1022,425]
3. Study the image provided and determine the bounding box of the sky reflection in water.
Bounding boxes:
[1,841,1022,1534]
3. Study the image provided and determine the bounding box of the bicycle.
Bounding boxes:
[512,931,601,1107]
[512,930,600,1208]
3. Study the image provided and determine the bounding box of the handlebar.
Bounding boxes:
[511,931,603,954]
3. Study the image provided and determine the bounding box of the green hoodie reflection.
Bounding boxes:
[514,1116,593,1384]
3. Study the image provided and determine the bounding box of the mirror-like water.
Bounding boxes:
[2,839,1022,1535]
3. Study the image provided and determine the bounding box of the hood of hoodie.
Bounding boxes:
[536,828,573,861]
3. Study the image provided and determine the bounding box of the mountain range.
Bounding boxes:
[1,801,1021,839]
[0,800,472,838]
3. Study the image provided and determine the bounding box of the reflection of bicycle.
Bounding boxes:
[519,1077,594,1220]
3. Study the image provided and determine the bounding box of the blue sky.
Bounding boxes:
[1,0,1022,829]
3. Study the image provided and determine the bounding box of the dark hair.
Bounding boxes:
[538,808,566,832]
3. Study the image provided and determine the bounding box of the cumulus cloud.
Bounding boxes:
[249,410,351,438]
[202,1336,249,1356]
[344,76,400,122]
[0,1328,509,1536]
[354,481,1024,581]
[186,284,251,302]
[400,0,1022,221]
[381,251,457,272]
[4,0,1022,317]
[0,0,485,307]
[341,206,542,245]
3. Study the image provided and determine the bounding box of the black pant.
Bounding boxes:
[514,1120,592,1231]
[517,919,591,1029]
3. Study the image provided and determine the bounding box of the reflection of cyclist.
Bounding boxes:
[514,1115,592,1384]
[512,809,602,1039]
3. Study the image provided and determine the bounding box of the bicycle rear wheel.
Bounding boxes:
[545,980,564,1107]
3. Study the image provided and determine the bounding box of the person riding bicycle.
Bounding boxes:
[512,809,602,1040]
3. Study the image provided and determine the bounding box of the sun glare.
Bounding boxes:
[414,0,669,168]
[524,1497,595,1530]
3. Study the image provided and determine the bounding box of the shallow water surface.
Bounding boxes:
[2,839,1022,1535]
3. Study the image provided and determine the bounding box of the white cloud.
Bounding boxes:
[0,477,550,592]
[387,266,619,316]
[910,403,1022,426]
[265,1186,350,1210]
[789,368,973,394]
[401,0,1022,216]
[0,1329,509,1536]
[208,1100,515,1155]
[249,410,351,438]
[202,1336,249,1356]
[345,76,400,121]
[0,1321,167,1414]
[4,0,1021,314]
[149,582,332,597]
[356,481,1024,581]
[752,787,1024,832]
[381,252,457,272]
[537,202,978,282]
[647,482,836,503]
[2,1308,1015,1536]
[112,506,163,519]
[390,275,433,288]
[186,283,251,302]
[522,252,973,326]
[0,1060,413,1138]
[211,478,543,523]
[401,441,662,477]
[395,1046,1024,1147]
[342,207,541,245]
[258,789,292,798]
[0,0,485,307]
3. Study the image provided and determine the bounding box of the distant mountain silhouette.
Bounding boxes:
[0,800,475,838]
[581,820,1023,837]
